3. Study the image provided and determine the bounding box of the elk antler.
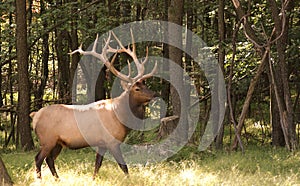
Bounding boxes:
[70,30,157,84]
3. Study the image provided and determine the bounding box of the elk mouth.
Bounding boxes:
[143,101,150,106]
[143,96,159,106]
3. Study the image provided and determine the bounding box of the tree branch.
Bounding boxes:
[0,0,102,67]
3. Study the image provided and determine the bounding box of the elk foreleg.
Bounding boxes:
[109,145,128,175]
[93,147,107,179]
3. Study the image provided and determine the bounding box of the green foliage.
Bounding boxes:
[1,0,300,164]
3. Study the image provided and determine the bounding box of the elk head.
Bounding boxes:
[70,30,158,121]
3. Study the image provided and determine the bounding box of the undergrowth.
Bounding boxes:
[1,144,300,186]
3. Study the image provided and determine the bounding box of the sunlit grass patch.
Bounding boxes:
[2,145,300,185]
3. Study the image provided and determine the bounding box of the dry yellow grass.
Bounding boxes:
[2,146,300,186]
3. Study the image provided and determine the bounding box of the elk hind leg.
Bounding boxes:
[35,147,52,179]
[45,144,62,179]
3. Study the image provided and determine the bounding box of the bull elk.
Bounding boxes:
[30,30,157,179]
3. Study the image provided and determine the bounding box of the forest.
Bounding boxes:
[0,0,300,185]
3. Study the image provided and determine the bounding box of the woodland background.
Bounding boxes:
[0,0,300,184]
[0,0,299,158]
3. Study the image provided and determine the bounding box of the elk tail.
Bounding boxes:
[30,112,37,118]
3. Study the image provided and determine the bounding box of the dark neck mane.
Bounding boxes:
[112,91,145,129]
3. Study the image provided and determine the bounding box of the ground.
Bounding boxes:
[1,145,300,185]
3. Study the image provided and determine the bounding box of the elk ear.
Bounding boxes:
[136,79,145,85]
[121,80,131,91]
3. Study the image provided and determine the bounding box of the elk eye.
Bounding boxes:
[135,88,140,91]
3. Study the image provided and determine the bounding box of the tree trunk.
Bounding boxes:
[0,157,13,186]
[95,67,108,101]
[56,30,71,103]
[108,0,120,27]
[69,4,80,103]
[230,0,266,150]
[16,0,34,151]
[215,0,226,149]
[69,29,79,102]
[265,54,285,147]
[8,12,15,144]
[158,115,180,140]
[34,0,49,109]
[168,0,183,114]
[160,0,170,117]
[270,81,285,146]
[0,60,3,107]
[185,0,194,143]
[231,50,268,150]
[269,0,296,150]
[0,23,3,107]
[121,0,132,23]
[168,0,188,142]
[227,19,244,152]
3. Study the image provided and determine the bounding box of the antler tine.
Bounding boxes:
[130,29,136,54]
[103,34,133,83]
[110,30,144,80]
[141,46,149,65]
[137,61,158,81]
[92,34,99,52]
[69,35,103,60]
[70,31,133,83]
[110,52,118,67]
[71,30,156,84]
[111,31,126,52]
[68,43,83,55]
[102,31,111,53]
[127,60,131,78]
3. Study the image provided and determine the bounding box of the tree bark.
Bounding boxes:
[230,0,266,150]
[230,0,296,150]
[231,50,268,150]
[69,3,80,103]
[95,67,108,101]
[0,157,13,186]
[269,75,285,146]
[56,30,71,103]
[16,0,34,151]
[0,23,3,107]
[215,0,226,149]
[34,0,49,109]
[268,0,296,150]
[160,0,170,117]
[185,0,194,143]
[168,0,188,142]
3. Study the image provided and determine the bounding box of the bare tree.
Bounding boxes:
[268,0,296,150]
[230,0,296,151]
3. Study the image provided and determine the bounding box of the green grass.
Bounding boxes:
[1,145,300,186]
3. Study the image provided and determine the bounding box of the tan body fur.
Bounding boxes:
[33,30,157,180]
[33,99,127,150]
[32,81,156,179]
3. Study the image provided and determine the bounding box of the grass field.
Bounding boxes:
[1,145,300,186]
